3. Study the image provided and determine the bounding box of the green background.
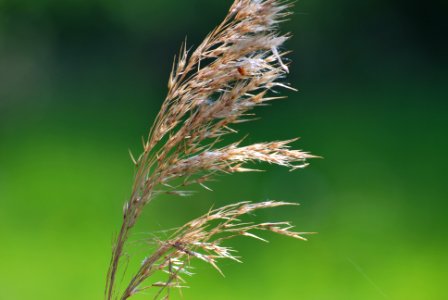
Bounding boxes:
[0,1,447,299]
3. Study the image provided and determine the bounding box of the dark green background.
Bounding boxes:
[1,1,446,299]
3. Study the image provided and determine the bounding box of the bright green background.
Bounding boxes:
[1,1,447,299]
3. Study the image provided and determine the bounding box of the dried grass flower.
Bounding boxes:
[105,1,316,299]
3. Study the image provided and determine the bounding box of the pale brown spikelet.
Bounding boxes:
[120,201,310,300]
[105,1,316,299]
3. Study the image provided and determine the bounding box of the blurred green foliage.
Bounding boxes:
[0,0,447,299]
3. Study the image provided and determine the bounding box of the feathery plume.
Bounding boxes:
[105,1,315,299]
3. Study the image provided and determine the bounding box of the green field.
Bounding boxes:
[1,1,446,299]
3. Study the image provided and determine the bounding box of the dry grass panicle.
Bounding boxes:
[105,1,316,299]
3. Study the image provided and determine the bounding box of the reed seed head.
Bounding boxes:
[105,1,317,299]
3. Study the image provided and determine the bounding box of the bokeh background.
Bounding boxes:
[1,1,447,299]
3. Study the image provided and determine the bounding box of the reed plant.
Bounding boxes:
[105,1,316,299]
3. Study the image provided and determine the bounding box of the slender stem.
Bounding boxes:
[106,218,130,300]
[120,243,173,300]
